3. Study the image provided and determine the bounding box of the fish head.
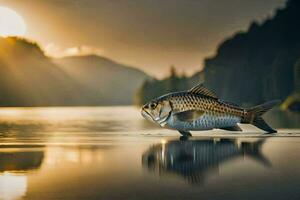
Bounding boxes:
[141,99,172,126]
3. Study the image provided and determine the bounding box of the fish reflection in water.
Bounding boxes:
[142,138,271,184]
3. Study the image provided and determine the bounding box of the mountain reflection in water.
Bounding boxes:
[0,145,44,200]
[0,145,44,173]
[142,138,271,184]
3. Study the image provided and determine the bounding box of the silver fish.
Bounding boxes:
[141,83,279,136]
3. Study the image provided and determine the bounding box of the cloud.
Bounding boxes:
[44,43,104,58]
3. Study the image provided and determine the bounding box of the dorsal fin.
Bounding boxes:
[188,83,218,99]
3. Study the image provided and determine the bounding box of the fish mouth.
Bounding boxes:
[141,108,155,123]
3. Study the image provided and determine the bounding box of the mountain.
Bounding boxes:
[53,55,150,105]
[0,37,150,106]
[0,37,81,106]
[203,0,300,106]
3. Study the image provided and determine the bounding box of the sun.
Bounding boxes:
[0,6,26,37]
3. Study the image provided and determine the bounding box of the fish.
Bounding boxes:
[141,83,280,136]
[142,138,271,184]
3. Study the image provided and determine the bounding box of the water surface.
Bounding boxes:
[0,107,299,200]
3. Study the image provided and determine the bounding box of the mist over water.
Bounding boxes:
[0,107,299,200]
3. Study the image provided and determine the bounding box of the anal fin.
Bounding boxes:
[219,125,242,132]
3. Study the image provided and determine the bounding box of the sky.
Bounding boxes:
[0,0,286,78]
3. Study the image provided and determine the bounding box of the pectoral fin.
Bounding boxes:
[219,125,242,131]
[173,110,204,122]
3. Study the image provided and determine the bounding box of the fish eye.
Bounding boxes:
[149,102,157,109]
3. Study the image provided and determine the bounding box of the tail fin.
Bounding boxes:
[242,100,280,134]
[242,139,272,167]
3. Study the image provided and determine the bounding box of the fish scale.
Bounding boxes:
[160,93,243,131]
[168,93,244,117]
[167,112,240,131]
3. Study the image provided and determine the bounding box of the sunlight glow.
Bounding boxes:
[0,7,26,37]
[0,173,27,200]
[161,139,167,145]
[45,43,104,58]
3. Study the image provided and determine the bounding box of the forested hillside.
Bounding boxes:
[203,0,300,106]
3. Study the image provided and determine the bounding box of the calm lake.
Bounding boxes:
[0,107,299,200]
